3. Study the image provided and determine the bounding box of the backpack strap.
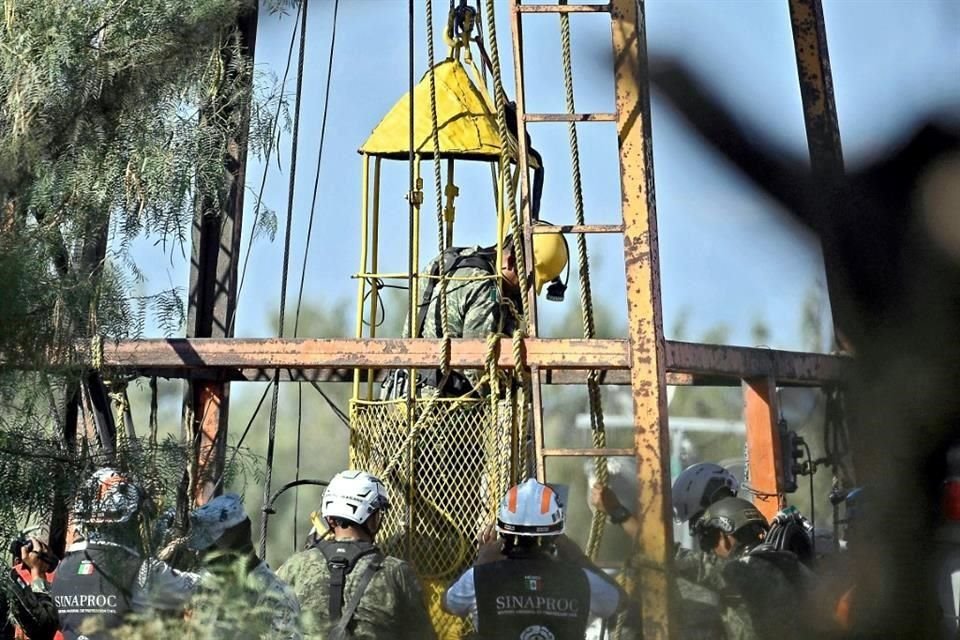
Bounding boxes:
[414,247,496,339]
[316,541,382,623]
[328,555,384,640]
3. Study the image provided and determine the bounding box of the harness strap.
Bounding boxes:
[415,246,497,339]
[327,558,349,620]
[329,556,384,640]
[316,541,382,629]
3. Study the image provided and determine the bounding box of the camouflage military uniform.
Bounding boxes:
[276,546,436,640]
[249,562,302,640]
[676,577,727,640]
[720,545,815,640]
[406,247,523,389]
[675,545,725,592]
[190,560,302,640]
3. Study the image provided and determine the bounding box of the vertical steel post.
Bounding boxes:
[742,377,785,521]
[613,1,673,637]
[787,0,844,178]
[508,0,548,482]
[183,6,258,504]
[787,0,849,351]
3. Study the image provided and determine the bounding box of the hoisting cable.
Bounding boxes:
[481,0,529,321]
[232,0,303,333]
[260,0,310,559]
[479,0,535,491]
[212,382,272,494]
[558,0,608,560]
[405,0,418,563]
[426,0,453,383]
[290,0,341,553]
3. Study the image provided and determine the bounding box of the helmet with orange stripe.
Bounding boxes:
[496,478,564,538]
[74,467,148,527]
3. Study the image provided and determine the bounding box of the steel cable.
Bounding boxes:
[260,0,310,559]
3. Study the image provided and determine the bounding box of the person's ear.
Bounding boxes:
[368,512,381,535]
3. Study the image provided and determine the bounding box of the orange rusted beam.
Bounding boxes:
[50,337,849,382]
[787,0,850,352]
[743,377,785,521]
[182,6,257,504]
[95,337,630,370]
[788,0,844,178]
[613,0,674,636]
[194,383,227,503]
[666,340,850,385]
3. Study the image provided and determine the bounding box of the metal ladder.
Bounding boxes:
[507,1,673,638]
[508,1,642,482]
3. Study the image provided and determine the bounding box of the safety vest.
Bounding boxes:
[474,555,590,640]
[51,544,141,640]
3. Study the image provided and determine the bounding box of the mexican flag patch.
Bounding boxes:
[77,560,95,575]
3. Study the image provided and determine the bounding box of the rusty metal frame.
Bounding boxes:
[788,0,848,353]
[75,337,849,380]
[611,0,674,635]
[508,0,548,482]
[788,0,844,178]
[181,6,257,504]
[743,377,786,521]
[5,2,853,636]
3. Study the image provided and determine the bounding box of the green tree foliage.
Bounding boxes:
[0,0,285,546]
[0,0,260,364]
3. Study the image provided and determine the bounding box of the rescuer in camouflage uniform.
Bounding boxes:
[693,497,816,640]
[277,470,435,640]
[384,229,568,398]
[187,493,301,640]
[592,463,738,589]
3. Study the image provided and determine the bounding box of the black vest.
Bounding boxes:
[52,544,142,640]
[474,555,591,640]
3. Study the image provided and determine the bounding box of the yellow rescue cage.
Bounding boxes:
[348,20,537,640]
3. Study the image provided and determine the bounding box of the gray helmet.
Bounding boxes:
[696,497,768,536]
[672,463,739,524]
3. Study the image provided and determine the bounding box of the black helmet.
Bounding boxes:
[696,497,768,536]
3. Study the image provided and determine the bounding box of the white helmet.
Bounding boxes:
[672,463,739,524]
[496,478,564,537]
[321,470,390,526]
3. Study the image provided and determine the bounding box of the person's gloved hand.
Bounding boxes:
[590,483,623,514]
[158,536,199,571]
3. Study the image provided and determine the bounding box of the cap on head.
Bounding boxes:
[321,470,390,527]
[74,467,144,526]
[671,462,739,524]
[496,478,564,537]
[188,493,248,551]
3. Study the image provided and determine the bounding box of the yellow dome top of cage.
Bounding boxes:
[360,58,518,162]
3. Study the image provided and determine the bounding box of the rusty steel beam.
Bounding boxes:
[787,0,844,178]
[532,224,624,235]
[116,367,710,386]
[53,337,850,384]
[743,377,786,521]
[541,447,635,457]
[612,0,674,636]
[509,0,548,483]
[666,340,850,385]
[517,3,610,12]
[91,337,629,370]
[787,0,849,352]
[181,6,257,504]
[523,113,617,122]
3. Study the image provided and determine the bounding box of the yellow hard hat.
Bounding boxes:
[531,228,569,295]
